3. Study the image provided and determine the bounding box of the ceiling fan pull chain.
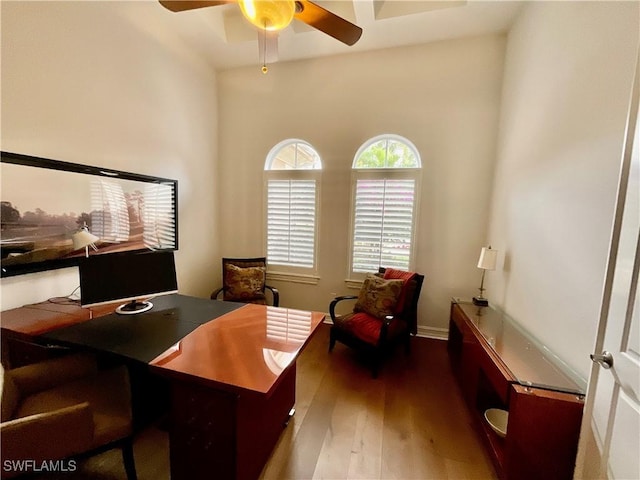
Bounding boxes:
[262,21,269,74]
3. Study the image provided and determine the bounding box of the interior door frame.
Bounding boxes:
[573,42,640,479]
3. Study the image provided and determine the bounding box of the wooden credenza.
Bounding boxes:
[448,300,585,480]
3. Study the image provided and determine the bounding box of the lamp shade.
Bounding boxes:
[477,247,498,271]
[72,229,99,250]
[238,0,296,31]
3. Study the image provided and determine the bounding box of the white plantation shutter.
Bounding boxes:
[350,135,421,276]
[267,179,316,268]
[352,178,416,272]
[265,139,321,273]
[143,183,177,249]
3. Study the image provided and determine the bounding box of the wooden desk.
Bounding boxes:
[150,304,324,480]
[1,300,120,368]
[1,296,325,480]
[448,300,584,480]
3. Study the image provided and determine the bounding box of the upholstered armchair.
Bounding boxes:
[329,268,424,377]
[0,353,136,479]
[211,257,280,306]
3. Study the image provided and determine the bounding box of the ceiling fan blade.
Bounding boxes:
[294,0,362,46]
[159,0,232,13]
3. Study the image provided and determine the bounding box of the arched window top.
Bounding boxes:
[265,139,322,170]
[353,134,421,169]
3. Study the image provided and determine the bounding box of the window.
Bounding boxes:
[265,140,321,276]
[350,134,421,276]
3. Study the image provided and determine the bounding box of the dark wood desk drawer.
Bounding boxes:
[1,332,69,369]
[169,378,237,479]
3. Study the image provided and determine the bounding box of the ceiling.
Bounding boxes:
[148,0,524,71]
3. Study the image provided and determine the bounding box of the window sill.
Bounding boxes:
[344,278,364,290]
[267,271,320,285]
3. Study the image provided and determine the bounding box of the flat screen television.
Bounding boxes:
[79,250,178,315]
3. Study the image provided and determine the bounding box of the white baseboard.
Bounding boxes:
[416,325,448,341]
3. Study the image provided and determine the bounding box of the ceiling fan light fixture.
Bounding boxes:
[238,0,295,31]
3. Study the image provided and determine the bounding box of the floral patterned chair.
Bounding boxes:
[211,257,280,306]
[329,268,424,377]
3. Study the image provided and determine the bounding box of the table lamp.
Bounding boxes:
[72,224,99,258]
[473,246,497,306]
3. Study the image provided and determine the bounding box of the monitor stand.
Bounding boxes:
[116,299,153,315]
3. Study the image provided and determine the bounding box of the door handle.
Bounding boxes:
[590,351,614,369]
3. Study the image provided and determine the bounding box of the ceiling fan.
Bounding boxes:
[158,1,363,46]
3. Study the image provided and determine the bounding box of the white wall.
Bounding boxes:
[8,1,633,367]
[217,35,506,334]
[487,1,639,379]
[0,1,220,309]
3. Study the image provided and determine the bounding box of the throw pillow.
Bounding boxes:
[383,268,417,313]
[224,264,266,302]
[354,274,403,320]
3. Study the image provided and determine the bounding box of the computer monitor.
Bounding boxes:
[79,250,178,315]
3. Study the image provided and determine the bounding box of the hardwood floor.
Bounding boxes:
[33,324,496,480]
[260,324,496,480]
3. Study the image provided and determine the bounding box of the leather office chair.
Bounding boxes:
[0,353,137,479]
[211,257,280,306]
[329,268,424,377]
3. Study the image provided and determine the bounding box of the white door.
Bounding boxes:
[574,48,640,480]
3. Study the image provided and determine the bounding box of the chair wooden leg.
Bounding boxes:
[121,437,137,480]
